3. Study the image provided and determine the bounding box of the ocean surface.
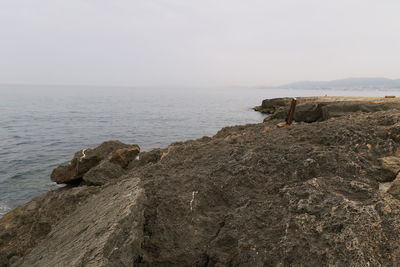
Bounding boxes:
[1,85,400,216]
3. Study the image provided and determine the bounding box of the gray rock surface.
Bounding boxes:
[4,98,400,266]
[0,186,101,266]
[51,141,131,184]
[51,141,139,185]
[83,161,126,186]
[13,178,145,267]
[256,96,400,122]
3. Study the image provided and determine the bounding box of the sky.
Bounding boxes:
[0,0,400,87]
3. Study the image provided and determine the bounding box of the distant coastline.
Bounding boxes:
[262,77,400,90]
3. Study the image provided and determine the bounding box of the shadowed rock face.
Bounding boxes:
[4,99,400,266]
[82,160,126,186]
[11,179,145,267]
[0,186,101,266]
[50,141,139,185]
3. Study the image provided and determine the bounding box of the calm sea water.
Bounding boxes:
[1,84,399,216]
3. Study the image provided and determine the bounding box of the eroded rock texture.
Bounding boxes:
[51,141,140,185]
[13,179,145,267]
[3,98,400,266]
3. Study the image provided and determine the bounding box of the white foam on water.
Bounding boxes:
[0,202,11,217]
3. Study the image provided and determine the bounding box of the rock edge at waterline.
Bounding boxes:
[3,97,400,266]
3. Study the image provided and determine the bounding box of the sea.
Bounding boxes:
[1,84,399,216]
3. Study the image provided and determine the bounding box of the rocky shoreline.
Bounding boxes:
[3,96,400,266]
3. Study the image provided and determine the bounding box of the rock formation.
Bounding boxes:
[255,96,400,122]
[50,140,140,185]
[3,97,400,266]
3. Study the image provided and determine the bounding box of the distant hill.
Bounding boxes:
[278,77,400,89]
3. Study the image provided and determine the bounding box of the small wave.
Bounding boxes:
[15,141,35,146]
[9,173,24,180]
[0,202,11,217]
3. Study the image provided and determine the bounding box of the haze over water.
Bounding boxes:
[1,84,400,216]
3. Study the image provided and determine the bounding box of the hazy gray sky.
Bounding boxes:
[1,0,399,87]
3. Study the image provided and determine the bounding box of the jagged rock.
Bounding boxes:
[50,141,134,184]
[81,145,140,185]
[12,179,145,267]
[128,149,164,169]
[256,97,292,113]
[110,145,140,168]
[0,186,100,266]
[128,110,400,266]
[83,161,126,186]
[388,174,400,199]
[293,103,321,122]
[5,101,400,266]
[374,167,399,183]
[378,156,400,181]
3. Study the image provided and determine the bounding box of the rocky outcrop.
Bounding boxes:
[12,178,145,267]
[254,97,292,114]
[51,141,140,185]
[256,96,400,123]
[4,98,400,266]
[0,186,101,266]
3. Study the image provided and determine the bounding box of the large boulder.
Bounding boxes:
[82,145,140,186]
[294,103,322,122]
[51,141,137,184]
